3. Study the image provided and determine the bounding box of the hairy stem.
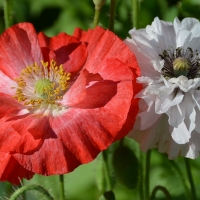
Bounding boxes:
[145,150,151,200]
[170,160,190,199]
[3,0,9,28]
[108,0,117,31]
[9,184,54,200]
[138,150,144,200]
[93,9,101,28]
[150,186,172,200]
[184,158,197,200]
[103,150,112,191]
[132,0,138,29]
[59,174,65,200]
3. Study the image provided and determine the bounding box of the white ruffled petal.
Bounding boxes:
[169,76,200,92]
[124,39,160,78]
[174,17,200,34]
[126,17,200,159]
[176,30,191,48]
[129,114,168,152]
[167,105,184,127]
[195,108,200,133]
[170,121,191,144]
[155,88,184,114]
[146,17,175,52]
[135,103,160,130]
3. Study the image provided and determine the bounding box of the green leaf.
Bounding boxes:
[95,153,107,193]
[95,151,116,193]
[99,191,115,200]
[112,140,139,189]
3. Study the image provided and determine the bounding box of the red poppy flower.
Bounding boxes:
[0,23,140,184]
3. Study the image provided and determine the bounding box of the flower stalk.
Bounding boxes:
[145,150,151,200]
[59,174,65,200]
[9,184,54,200]
[132,0,138,29]
[184,158,197,200]
[150,186,172,200]
[102,150,112,191]
[3,0,9,28]
[139,150,145,200]
[93,0,106,28]
[108,0,117,31]
[170,160,190,199]
[93,9,101,28]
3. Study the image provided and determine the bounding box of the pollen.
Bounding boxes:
[13,60,71,110]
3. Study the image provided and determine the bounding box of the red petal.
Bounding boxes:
[0,153,34,184]
[11,115,53,140]
[0,23,43,79]
[40,47,56,63]
[14,138,82,175]
[73,26,140,76]
[75,80,118,109]
[0,94,23,118]
[115,85,142,141]
[13,79,134,174]
[61,69,87,106]
[0,95,46,153]
[62,69,103,107]
[0,117,43,154]
[0,71,17,96]
[12,27,141,175]
[74,27,142,141]
[38,32,87,73]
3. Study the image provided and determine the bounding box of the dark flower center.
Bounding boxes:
[159,47,200,79]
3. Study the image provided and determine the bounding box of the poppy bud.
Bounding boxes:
[93,0,106,10]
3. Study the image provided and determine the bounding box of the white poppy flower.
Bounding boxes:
[125,17,200,159]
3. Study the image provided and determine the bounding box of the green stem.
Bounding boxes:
[59,174,65,200]
[3,0,9,28]
[93,9,101,28]
[102,150,112,191]
[170,160,190,199]
[139,150,144,200]
[108,0,117,31]
[150,186,172,200]
[9,184,54,200]
[145,150,151,200]
[132,0,138,29]
[21,180,26,200]
[184,158,197,200]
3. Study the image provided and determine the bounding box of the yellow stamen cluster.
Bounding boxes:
[13,60,71,109]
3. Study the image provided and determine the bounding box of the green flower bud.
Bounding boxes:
[93,0,106,10]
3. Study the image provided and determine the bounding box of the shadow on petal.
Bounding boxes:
[0,153,34,184]
[55,42,82,65]
[76,80,118,109]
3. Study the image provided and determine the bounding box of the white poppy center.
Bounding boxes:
[160,47,200,80]
[173,57,190,77]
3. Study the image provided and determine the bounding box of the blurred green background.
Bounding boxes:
[1,0,200,38]
[1,0,200,199]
